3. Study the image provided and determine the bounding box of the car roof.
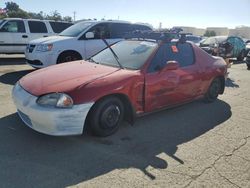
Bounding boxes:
[3,17,72,23]
[75,19,152,28]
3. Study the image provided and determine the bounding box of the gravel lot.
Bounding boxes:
[0,57,249,188]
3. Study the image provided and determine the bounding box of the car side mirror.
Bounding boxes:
[85,32,94,39]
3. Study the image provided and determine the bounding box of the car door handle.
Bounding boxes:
[43,35,48,37]
[22,35,28,38]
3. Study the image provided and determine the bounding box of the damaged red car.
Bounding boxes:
[12,33,227,136]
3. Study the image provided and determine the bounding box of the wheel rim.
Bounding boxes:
[209,80,220,98]
[100,104,121,129]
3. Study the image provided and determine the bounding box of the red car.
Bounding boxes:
[12,34,227,136]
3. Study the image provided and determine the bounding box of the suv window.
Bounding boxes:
[148,42,194,72]
[0,20,25,33]
[131,24,152,31]
[87,23,111,39]
[49,22,73,33]
[110,23,132,38]
[28,21,48,33]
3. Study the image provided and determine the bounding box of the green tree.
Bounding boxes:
[5,1,19,11]
[204,30,216,37]
[1,1,73,22]
[46,10,62,21]
[63,16,73,22]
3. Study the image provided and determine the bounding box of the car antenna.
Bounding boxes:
[101,38,124,69]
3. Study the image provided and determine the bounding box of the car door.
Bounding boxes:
[27,20,50,41]
[0,20,27,53]
[145,42,202,112]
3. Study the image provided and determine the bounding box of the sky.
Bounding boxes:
[1,0,250,29]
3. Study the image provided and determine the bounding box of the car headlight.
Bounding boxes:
[37,93,73,108]
[36,44,53,52]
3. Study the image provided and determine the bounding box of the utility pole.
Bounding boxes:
[73,11,76,22]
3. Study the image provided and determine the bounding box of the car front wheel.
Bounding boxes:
[204,78,221,103]
[57,51,82,64]
[237,50,245,61]
[88,96,124,137]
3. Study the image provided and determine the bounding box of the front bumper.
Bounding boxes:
[12,83,94,136]
[25,50,58,68]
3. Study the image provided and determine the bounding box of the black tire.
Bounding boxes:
[237,50,245,61]
[204,78,221,103]
[247,64,250,70]
[88,97,124,137]
[57,51,82,64]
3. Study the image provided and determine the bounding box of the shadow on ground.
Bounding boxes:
[0,69,34,85]
[226,78,239,88]
[0,57,26,65]
[0,99,231,188]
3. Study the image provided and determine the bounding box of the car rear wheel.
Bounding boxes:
[88,96,124,137]
[57,51,82,64]
[237,50,245,61]
[204,78,221,103]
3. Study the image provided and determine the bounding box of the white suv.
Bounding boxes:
[0,18,73,54]
[25,20,152,68]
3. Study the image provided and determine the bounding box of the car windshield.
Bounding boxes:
[186,36,201,43]
[91,40,158,70]
[59,21,93,37]
[202,36,227,45]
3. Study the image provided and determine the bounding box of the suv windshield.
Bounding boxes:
[91,40,158,70]
[59,21,93,37]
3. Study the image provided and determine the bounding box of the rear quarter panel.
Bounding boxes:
[193,45,227,94]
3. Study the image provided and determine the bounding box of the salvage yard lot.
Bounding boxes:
[0,56,249,188]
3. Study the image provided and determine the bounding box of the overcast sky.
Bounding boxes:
[1,0,250,29]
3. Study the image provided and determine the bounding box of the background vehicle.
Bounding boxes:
[246,51,250,69]
[13,32,227,137]
[200,36,246,61]
[25,20,153,68]
[244,39,250,55]
[0,18,73,54]
[186,35,202,45]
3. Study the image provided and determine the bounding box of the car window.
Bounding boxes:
[110,23,132,38]
[59,22,93,37]
[148,42,194,72]
[49,22,73,33]
[131,24,152,31]
[91,40,157,70]
[87,23,111,39]
[0,20,25,33]
[186,35,201,43]
[202,37,216,45]
[28,21,48,33]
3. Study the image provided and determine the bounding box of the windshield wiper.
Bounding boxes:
[101,38,124,69]
[88,57,100,64]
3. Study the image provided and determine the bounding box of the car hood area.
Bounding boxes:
[20,61,120,96]
[29,35,73,44]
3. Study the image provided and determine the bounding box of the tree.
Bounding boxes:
[1,1,73,22]
[5,1,19,11]
[46,11,62,21]
[63,16,73,22]
[204,30,216,37]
